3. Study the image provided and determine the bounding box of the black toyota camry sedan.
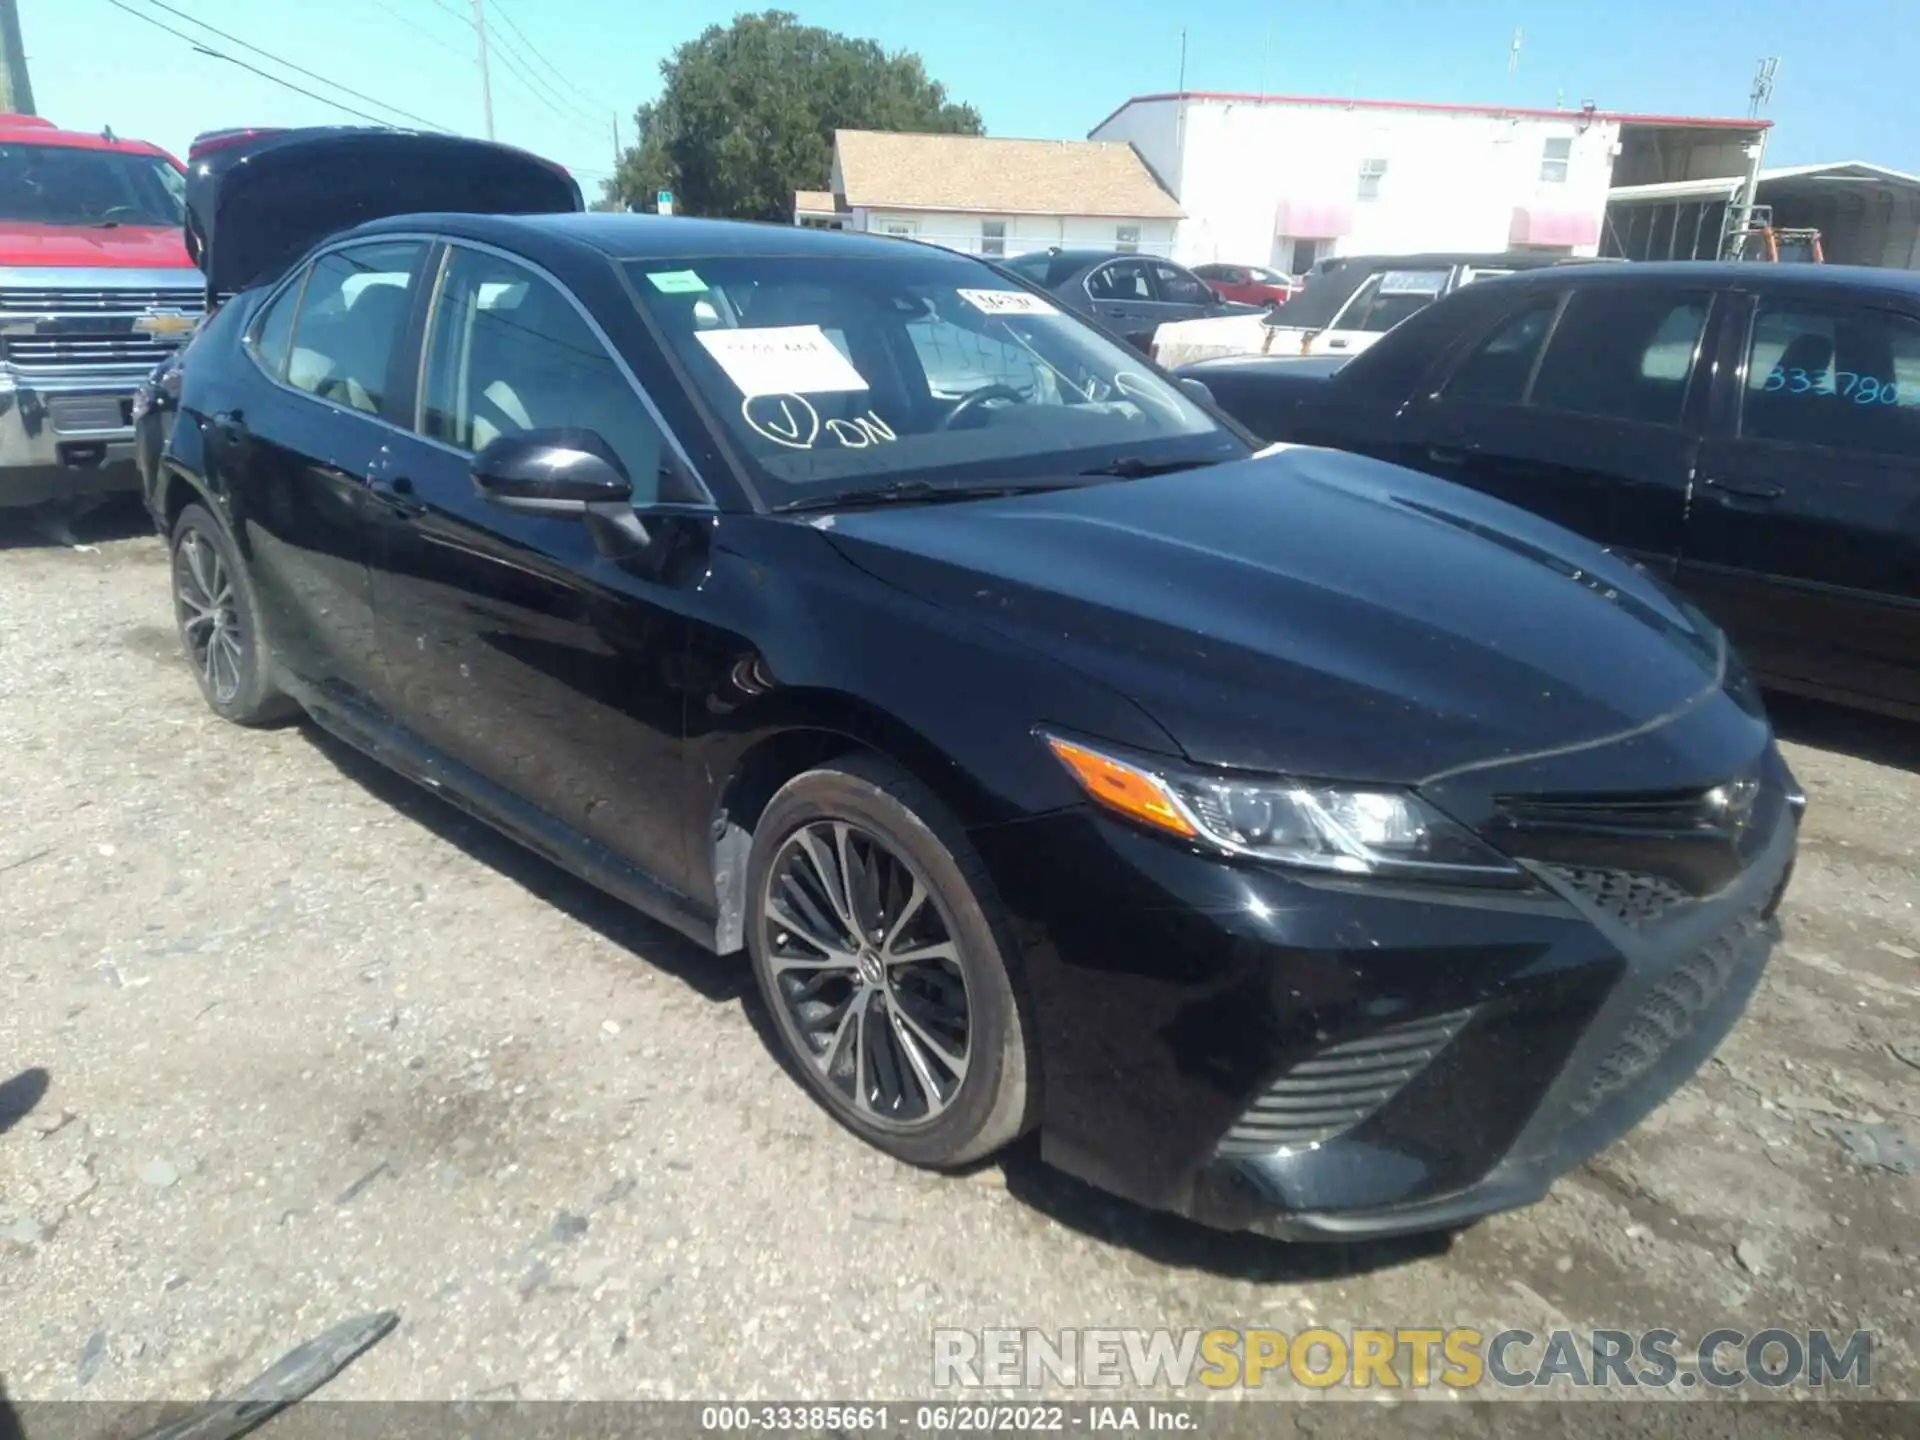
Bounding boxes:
[150,127,1802,1239]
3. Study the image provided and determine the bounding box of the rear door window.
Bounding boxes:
[1740,299,1920,459]
[1440,300,1560,405]
[1150,262,1213,306]
[248,271,307,382]
[1529,289,1709,426]
[1086,260,1154,302]
[285,240,428,415]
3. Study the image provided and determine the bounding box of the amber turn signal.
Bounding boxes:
[1045,736,1197,839]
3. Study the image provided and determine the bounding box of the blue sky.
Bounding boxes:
[20,0,1915,194]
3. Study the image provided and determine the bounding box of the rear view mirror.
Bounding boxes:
[471,429,632,514]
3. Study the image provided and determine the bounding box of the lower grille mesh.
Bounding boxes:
[1574,905,1763,1116]
[1218,1008,1475,1157]
[1545,864,1692,927]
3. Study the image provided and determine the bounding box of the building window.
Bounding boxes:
[1287,238,1324,274]
[1357,158,1388,202]
[882,219,917,239]
[981,220,1006,258]
[1540,137,1572,183]
[1115,224,1141,253]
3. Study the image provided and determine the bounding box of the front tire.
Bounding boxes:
[170,503,297,727]
[746,756,1034,1169]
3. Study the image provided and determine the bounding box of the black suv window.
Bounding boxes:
[1741,299,1920,459]
[1440,300,1559,405]
[1087,260,1153,301]
[286,241,427,415]
[1530,288,1709,426]
[420,246,671,502]
[248,272,306,383]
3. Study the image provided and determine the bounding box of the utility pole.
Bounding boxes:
[1726,57,1778,258]
[0,0,36,116]
[471,0,495,139]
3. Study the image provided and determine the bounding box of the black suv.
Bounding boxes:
[1181,262,1920,723]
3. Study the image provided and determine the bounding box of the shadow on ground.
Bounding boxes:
[0,1067,51,1138]
[300,722,746,1005]
[300,721,1452,1284]
[0,496,153,552]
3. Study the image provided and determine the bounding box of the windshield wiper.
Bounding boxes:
[1077,456,1223,479]
[771,479,1074,514]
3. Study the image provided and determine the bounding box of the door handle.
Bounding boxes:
[371,472,425,518]
[1327,338,1350,350]
[1701,476,1784,501]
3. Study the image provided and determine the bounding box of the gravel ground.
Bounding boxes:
[1,502,1916,1419]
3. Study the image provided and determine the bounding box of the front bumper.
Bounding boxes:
[970,753,1798,1240]
[0,370,149,507]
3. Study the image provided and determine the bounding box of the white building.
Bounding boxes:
[1089,91,1767,274]
[794,129,1183,258]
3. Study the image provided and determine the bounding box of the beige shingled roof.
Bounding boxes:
[832,130,1183,219]
[793,189,843,214]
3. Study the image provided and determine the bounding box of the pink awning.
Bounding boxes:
[1274,200,1353,240]
[1509,206,1600,248]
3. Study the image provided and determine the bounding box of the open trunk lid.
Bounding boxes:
[185,127,582,300]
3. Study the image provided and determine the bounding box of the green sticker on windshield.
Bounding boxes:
[647,269,709,294]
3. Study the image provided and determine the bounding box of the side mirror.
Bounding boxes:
[471,428,632,515]
[1207,287,1225,305]
[1177,377,1217,408]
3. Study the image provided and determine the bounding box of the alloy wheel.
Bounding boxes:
[761,820,973,1131]
[175,530,244,705]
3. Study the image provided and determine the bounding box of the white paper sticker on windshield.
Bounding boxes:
[694,325,869,397]
[958,288,1056,316]
[1377,270,1449,296]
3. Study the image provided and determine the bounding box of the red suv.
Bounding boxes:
[1192,263,1298,310]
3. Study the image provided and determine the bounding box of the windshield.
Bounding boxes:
[0,143,185,227]
[626,253,1241,504]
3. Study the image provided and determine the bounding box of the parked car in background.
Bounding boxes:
[1153,251,1611,369]
[0,113,201,511]
[155,127,1798,1242]
[1191,262,1298,309]
[1180,260,1920,723]
[997,247,1258,355]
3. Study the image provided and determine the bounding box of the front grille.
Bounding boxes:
[1573,905,1764,1117]
[1544,864,1692,927]
[2,335,177,372]
[0,287,203,314]
[1217,1007,1474,1157]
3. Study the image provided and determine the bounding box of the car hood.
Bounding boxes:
[185,127,581,297]
[820,447,1730,784]
[0,222,193,269]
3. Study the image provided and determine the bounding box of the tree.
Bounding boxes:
[608,11,983,221]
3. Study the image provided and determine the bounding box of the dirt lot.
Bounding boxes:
[2,502,1917,1417]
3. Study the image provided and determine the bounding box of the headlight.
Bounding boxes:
[1044,734,1524,884]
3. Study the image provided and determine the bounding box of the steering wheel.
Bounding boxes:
[939,384,1028,431]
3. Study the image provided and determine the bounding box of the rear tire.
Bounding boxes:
[746,755,1034,1169]
[170,503,298,727]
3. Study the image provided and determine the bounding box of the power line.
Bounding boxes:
[101,0,422,129]
[491,0,614,117]
[360,0,474,64]
[109,0,450,132]
[419,0,470,26]
[486,29,603,136]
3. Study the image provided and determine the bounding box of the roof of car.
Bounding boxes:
[1487,259,1920,295]
[353,210,978,263]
